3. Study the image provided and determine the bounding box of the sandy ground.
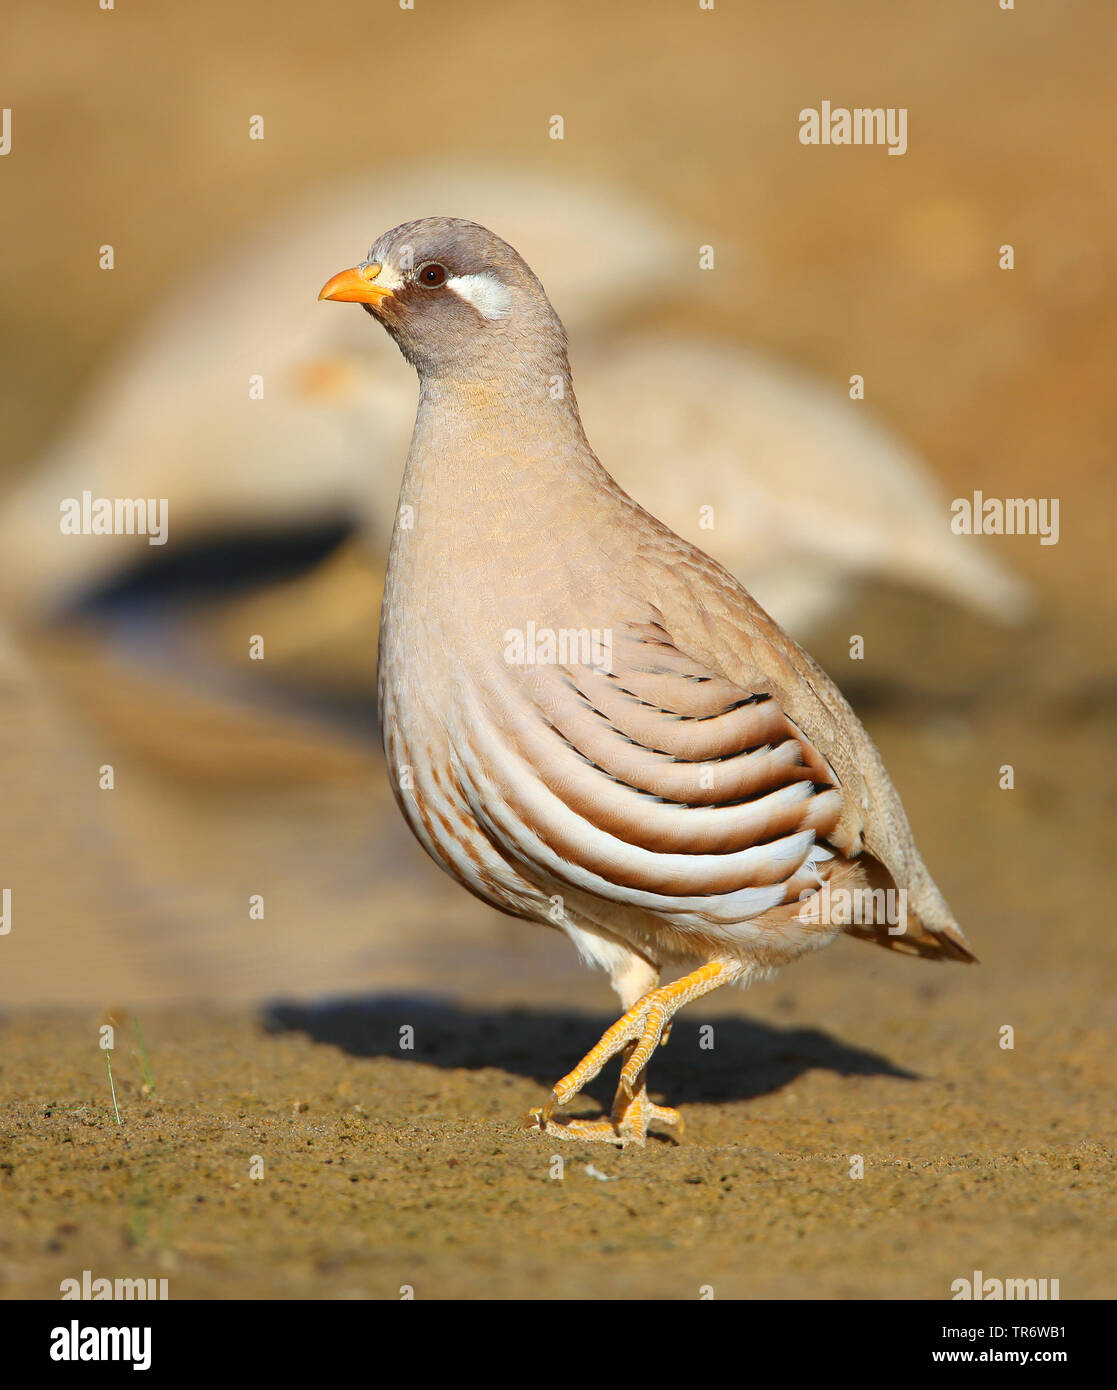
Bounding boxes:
[2,956,1112,1300]
[1,1,1115,1300]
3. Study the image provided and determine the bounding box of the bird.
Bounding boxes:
[318,217,977,1146]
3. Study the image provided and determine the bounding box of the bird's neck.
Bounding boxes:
[401,363,611,511]
[381,362,630,627]
[380,358,639,657]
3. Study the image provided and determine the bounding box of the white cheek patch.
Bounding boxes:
[447,272,513,320]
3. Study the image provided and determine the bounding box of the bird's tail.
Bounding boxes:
[841,853,979,963]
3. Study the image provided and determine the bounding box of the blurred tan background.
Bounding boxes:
[0,0,1114,1303]
[0,0,1113,1010]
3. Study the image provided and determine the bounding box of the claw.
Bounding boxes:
[617,1057,643,1096]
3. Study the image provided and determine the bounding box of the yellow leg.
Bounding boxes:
[525,960,739,1146]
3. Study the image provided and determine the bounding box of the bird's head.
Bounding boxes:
[318,216,567,382]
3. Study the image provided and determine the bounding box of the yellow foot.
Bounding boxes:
[525,1083,683,1148]
[523,960,737,1146]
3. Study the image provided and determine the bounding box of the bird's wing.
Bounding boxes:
[455,614,852,945]
[627,512,976,962]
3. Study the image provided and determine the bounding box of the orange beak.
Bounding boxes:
[317,262,394,305]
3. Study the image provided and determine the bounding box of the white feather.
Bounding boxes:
[448,272,513,320]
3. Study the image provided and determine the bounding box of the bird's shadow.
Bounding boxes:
[262,994,918,1110]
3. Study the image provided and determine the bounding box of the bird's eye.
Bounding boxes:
[418,263,448,288]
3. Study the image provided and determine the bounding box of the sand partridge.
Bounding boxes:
[319,217,976,1146]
